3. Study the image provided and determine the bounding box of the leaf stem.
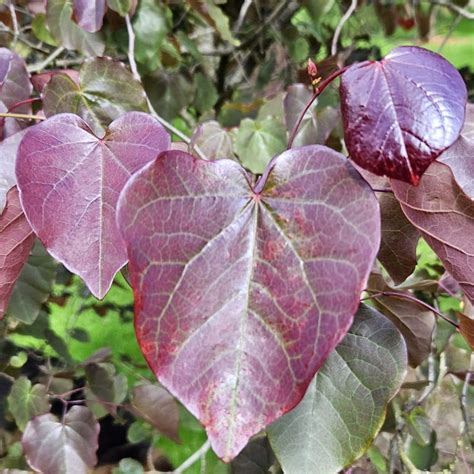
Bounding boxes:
[173,439,211,474]
[7,97,41,113]
[287,66,348,149]
[27,46,65,73]
[0,112,44,121]
[364,289,459,328]
[331,0,358,56]
[124,13,208,161]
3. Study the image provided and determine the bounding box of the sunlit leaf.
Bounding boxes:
[72,0,106,33]
[117,146,380,460]
[16,113,170,299]
[267,305,407,474]
[341,46,467,184]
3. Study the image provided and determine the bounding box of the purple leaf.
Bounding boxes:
[131,384,180,442]
[0,187,35,319]
[392,162,474,303]
[0,129,29,213]
[73,0,106,33]
[117,145,380,461]
[16,112,170,299]
[0,48,32,138]
[439,104,474,200]
[340,46,467,185]
[22,406,100,474]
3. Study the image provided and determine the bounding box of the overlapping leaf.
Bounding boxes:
[16,112,170,299]
[0,188,35,319]
[340,46,467,184]
[43,57,148,135]
[47,0,105,56]
[391,162,474,303]
[284,84,340,147]
[191,121,235,161]
[8,241,56,324]
[117,145,380,460]
[439,103,474,200]
[72,0,106,33]
[0,48,32,138]
[267,304,407,474]
[22,406,99,474]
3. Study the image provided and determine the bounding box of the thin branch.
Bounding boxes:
[124,12,208,161]
[173,439,211,474]
[28,46,65,73]
[8,2,19,47]
[364,289,459,328]
[287,66,348,149]
[234,0,253,32]
[430,0,474,20]
[331,0,358,56]
[0,112,45,121]
[438,12,462,52]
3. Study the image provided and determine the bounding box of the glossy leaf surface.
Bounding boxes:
[22,406,100,474]
[268,305,407,474]
[16,112,170,299]
[340,46,467,184]
[392,162,474,303]
[0,48,32,138]
[73,0,106,33]
[43,57,148,135]
[8,241,56,324]
[0,187,35,319]
[117,145,380,460]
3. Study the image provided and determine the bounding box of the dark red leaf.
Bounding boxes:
[73,0,106,32]
[22,406,100,474]
[117,145,380,460]
[340,46,467,185]
[391,162,474,303]
[31,69,80,93]
[0,187,35,319]
[0,48,32,138]
[16,112,170,299]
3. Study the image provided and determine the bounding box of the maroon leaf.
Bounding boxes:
[439,104,474,200]
[73,0,106,33]
[340,46,467,185]
[22,406,100,474]
[0,48,32,138]
[16,112,170,299]
[0,187,35,319]
[0,129,29,213]
[391,162,474,303]
[117,145,380,460]
[131,384,180,442]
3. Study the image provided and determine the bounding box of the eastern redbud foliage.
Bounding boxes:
[0,5,473,472]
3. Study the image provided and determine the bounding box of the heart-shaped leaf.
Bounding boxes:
[43,57,148,135]
[439,104,474,200]
[391,162,474,303]
[0,187,35,319]
[191,121,235,161]
[267,304,407,474]
[16,112,170,299]
[22,406,99,474]
[340,46,467,185]
[0,48,32,139]
[73,0,106,33]
[117,145,380,460]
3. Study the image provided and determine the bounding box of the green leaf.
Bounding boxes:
[267,305,407,474]
[46,0,104,56]
[112,458,145,474]
[406,407,432,447]
[192,121,235,161]
[32,13,58,46]
[8,241,56,325]
[234,117,287,173]
[43,57,148,134]
[9,351,27,368]
[127,420,152,444]
[204,0,239,46]
[132,0,169,71]
[406,430,438,470]
[107,0,131,17]
[7,377,50,431]
[193,72,218,114]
